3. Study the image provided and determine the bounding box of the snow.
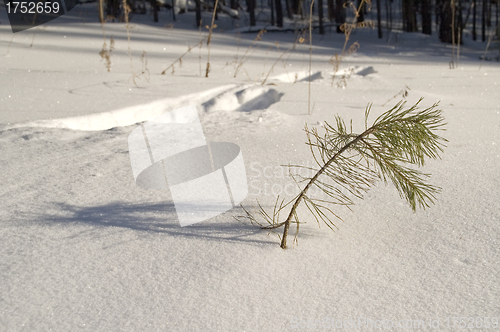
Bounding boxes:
[1,3,500,331]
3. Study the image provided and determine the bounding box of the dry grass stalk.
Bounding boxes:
[331,0,373,87]
[161,38,207,75]
[99,36,115,72]
[129,50,150,85]
[261,34,305,85]
[308,0,315,115]
[233,29,266,78]
[205,0,220,78]
[382,85,410,106]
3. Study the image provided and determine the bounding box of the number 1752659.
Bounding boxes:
[6,1,60,14]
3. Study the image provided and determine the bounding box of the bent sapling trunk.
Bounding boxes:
[279,126,377,248]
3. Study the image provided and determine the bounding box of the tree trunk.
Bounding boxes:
[327,0,334,20]
[497,0,499,30]
[276,0,284,27]
[298,0,305,17]
[422,0,432,34]
[335,0,346,33]
[386,0,393,31]
[486,0,491,27]
[436,0,440,26]
[196,0,202,27]
[318,0,325,33]
[270,0,275,25]
[285,0,293,18]
[402,0,417,31]
[472,0,477,40]
[292,0,305,16]
[439,0,462,43]
[168,0,174,21]
[357,0,365,22]
[248,0,256,25]
[151,0,159,22]
[377,0,383,37]
[107,0,120,19]
[457,0,464,44]
[482,0,486,41]
[440,0,453,42]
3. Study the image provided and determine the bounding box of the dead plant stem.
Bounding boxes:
[205,0,220,77]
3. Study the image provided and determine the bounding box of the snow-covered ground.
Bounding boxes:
[1,3,499,331]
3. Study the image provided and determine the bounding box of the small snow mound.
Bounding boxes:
[355,66,377,76]
[270,71,323,83]
[202,86,283,113]
[4,85,235,131]
[329,66,377,78]
[298,71,323,82]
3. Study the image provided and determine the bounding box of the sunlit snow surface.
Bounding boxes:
[1,3,499,331]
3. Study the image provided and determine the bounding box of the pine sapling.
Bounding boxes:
[237,99,447,248]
